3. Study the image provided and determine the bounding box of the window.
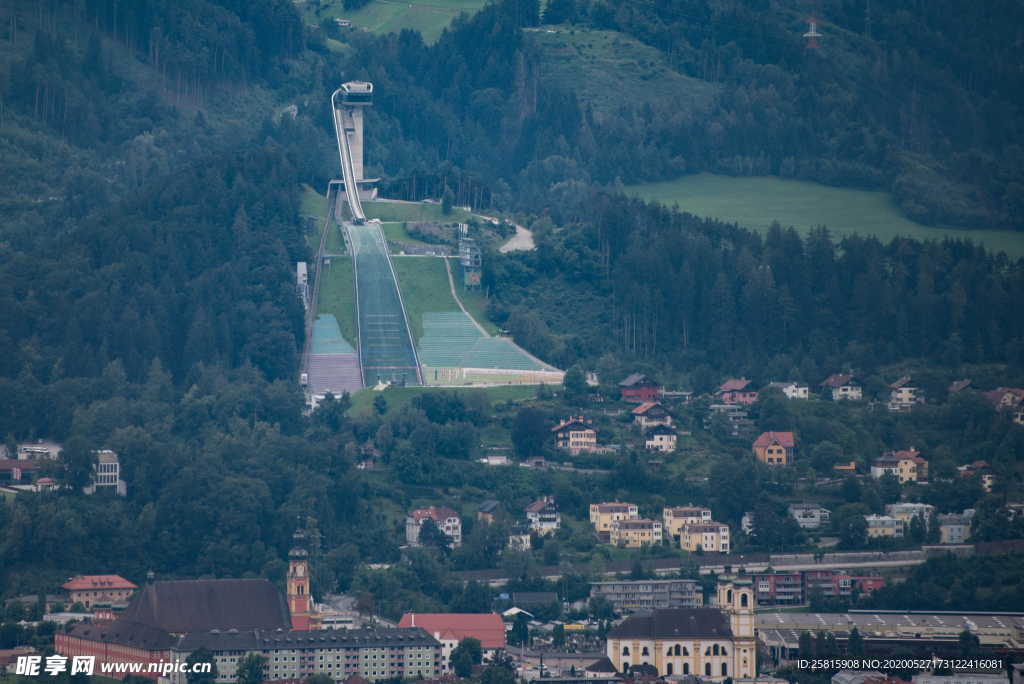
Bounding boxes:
[741,593,748,607]
[683,664,689,674]
[673,645,681,656]
[622,647,630,656]
[722,663,728,676]
[705,664,712,676]
[713,645,719,656]
[667,664,673,675]
[641,647,649,656]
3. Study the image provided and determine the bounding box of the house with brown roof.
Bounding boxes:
[888,376,923,411]
[619,374,663,403]
[752,432,796,466]
[820,373,862,401]
[715,378,758,405]
[398,613,506,672]
[62,575,137,609]
[610,518,664,548]
[406,506,462,547]
[590,501,640,533]
[632,402,673,428]
[870,448,927,483]
[525,496,561,536]
[663,506,712,543]
[948,379,972,394]
[552,416,598,455]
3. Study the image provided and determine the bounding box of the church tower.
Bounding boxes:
[717,576,757,678]
[287,529,313,630]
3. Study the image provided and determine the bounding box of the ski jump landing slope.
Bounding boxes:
[349,222,422,386]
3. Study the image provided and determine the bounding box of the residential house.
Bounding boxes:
[716,378,759,405]
[833,461,857,474]
[632,402,673,428]
[787,504,831,530]
[507,523,532,552]
[803,571,884,599]
[552,416,598,455]
[938,510,975,544]
[83,450,126,496]
[397,613,505,672]
[406,506,462,548]
[871,448,928,483]
[477,500,501,524]
[680,521,730,553]
[753,572,804,605]
[820,374,862,401]
[645,425,677,452]
[765,382,809,400]
[948,379,972,394]
[752,431,796,466]
[610,518,663,548]
[62,575,138,609]
[590,579,703,613]
[663,506,713,542]
[984,387,1024,425]
[958,461,994,492]
[525,496,560,536]
[705,404,754,437]
[888,376,923,411]
[619,374,663,403]
[590,502,640,533]
[885,503,935,530]
[864,515,903,538]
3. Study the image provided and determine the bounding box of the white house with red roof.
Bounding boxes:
[62,575,138,609]
[405,506,462,548]
[397,612,506,671]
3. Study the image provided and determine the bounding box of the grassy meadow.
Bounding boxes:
[627,173,1024,258]
[301,0,488,43]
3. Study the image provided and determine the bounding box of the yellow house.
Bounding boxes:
[552,417,597,455]
[609,518,663,548]
[680,522,730,553]
[663,506,712,542]
[590,502,640,533]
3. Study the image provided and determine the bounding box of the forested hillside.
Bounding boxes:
[1,0,1023,612]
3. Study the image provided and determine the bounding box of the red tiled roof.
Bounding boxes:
[0,459,41,471]
[631,402,660,415]
[397,613,506,649]
[718,378,751,392]
[753,431,795,448]
[889,375,913,389]
[551,417,591,433]
[821,373,855,387]
[410,506,459,522]
[525,498,555,513]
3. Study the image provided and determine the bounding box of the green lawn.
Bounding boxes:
[627,173,1024,258]
[300,184,327,218]
[391,256,459,340]
[317,256,358,347]
[348,384,537,416]
[303,0,487,43]
[325,221,346,254]
[527,27,718,120]
[381,221,435,248]
[364,200,471,222]
[449,258,500,335]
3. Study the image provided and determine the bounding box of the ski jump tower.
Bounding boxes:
[330,81,378,218]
